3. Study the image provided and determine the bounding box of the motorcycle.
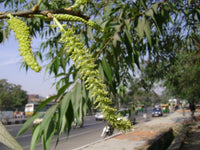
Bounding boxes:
[101,122,114,138]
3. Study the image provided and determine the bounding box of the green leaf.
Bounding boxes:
[101,57,113,85]
[136,17,145,39]
[151,3,159,14]
[37,104,58,149]
[145,9,161,34]
[42,119,56,150]
[40,104,58,129]
[124,30,134,68]
[134,51,140,69]
[58,92,71,134]
[57,82,73,95]
[188,0,192,6]
[71,82,82,119]
[145,9,154,18]
[112,32,121,48]
[139,0,147,10]
[143,17,152,48]
[65,100,74,134]
[0,122,23,150]
[30,124,42,150]
[17,112,44,137]
[34,95,58,114]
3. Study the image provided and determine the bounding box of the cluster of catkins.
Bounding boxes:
[59,28,132,130]
[7,16,41,72]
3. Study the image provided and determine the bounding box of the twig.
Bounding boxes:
[0,8,89,20]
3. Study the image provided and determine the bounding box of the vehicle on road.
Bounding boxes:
[161,104,169,113]
[72,118,84,128]
[95,111,104,121]
[152,107,163,117]
[33,113,45,125]
[101,122,114,138]
[136,105,144,112]
[117,108,136,125]
[25,102,55,117]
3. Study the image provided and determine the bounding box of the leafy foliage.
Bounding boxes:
[0,122,23,150]
[164,44,200,102]
[0,79,28,108]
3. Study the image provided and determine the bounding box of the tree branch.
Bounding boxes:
[0,8,89,20]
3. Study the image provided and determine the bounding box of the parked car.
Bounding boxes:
[95,111,104,121]
[152,107,163,117]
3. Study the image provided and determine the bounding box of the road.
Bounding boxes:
[0,108,156,150]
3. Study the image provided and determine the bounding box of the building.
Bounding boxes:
[28,94,44,103]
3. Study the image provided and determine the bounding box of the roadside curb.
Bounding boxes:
[73,131,123,150]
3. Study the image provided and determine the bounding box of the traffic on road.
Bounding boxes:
[0,105,173,150]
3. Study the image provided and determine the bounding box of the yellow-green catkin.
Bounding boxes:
[7,16,41,72]
[59,28,132,131]
[53,14,103,32]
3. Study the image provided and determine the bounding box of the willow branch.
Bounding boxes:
[0,8,89,20]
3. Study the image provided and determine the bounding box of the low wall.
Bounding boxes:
[136,123,189,150]
[138,128,174,150]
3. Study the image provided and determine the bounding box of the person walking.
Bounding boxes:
[189,102,196,122]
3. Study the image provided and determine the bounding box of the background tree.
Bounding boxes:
[124,78,161,107]
[164,39,200,103]
[0,79,28,109]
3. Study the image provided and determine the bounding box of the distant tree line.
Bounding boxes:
[0,79,28,110]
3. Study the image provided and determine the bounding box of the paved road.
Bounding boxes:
[1,116,105,150]
[0,108,156,150]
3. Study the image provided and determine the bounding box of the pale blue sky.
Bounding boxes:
[0,34,57,97]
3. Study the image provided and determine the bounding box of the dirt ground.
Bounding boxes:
[180,117,200,150]
[114,109,200,150]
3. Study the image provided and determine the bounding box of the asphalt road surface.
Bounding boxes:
[0,108,158,150]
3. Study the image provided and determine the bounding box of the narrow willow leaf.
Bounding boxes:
[188,0,192,6]
[71,82,82,116]
[101,57,112,85]
[57,83,73,95]
[151,2,159,14]
[143,17,152,48]
[59,92,71,132]
[34,95,58,114]
[124,30,133,68]
[139,0,147,10]
[145,9,154,17]
[136,17,145,39]
[40,104,58,129]
[65,100,74,134]
[145,9,161,34]
[134,51,140,69]
[37,104,58,149]
[30,124,42,150]
[112,32,121,47]
[42,119,56,150]
[0,122,23,150]
[17,112,44,137]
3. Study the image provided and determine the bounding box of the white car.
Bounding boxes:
[95,111,104,121]
[33,118,43,125]
[33,113,44,125]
